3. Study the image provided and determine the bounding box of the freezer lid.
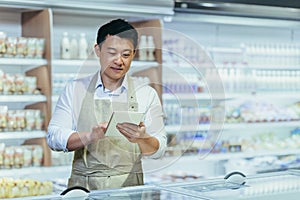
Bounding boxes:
[162,170,300,200]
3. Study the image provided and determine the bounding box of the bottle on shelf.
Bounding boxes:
[70,34,78,59]
[78,33,88,60]
[138,35,147,61]
[147,35,155,61]
[61,32,70,59]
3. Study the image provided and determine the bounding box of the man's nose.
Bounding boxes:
[114,54,124,65]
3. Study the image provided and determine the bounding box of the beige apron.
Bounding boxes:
[68,73,143,190]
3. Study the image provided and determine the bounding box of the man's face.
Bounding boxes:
[96,35,135,81]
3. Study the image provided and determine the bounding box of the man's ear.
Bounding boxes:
[94,44,101,57]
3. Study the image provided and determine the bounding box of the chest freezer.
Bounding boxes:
[8,170,300,200]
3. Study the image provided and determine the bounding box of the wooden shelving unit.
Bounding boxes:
[0,9,52,166]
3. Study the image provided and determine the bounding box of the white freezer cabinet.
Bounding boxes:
[11,170,300,200]
[162,170,300,200]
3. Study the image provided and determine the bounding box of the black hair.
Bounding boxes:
[96,18,138,49]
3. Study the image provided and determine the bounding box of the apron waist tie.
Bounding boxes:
[72,167,130,177]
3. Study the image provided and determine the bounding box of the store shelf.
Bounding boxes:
[51,59,97,74]
[52,59,94,67]
[52,59,159,75]
[0,58,47,66]
[0,165,72,181]
[163,93,227,101]
[204,149,300,161]
[0,95,47,103]
[52,59,159,68]
[248,64,300,70]
[162,64,210,74]
[165,121,299,133]
[163,92,300,102]
[52,59,158,69]
[0,58,48,72]
[166,124,210,132]
[0,130,46,140]
[213,62,300,70]
[157,149,300,163]
[236,92,300,99]
[130,60,160,72]
[224,121,300,130]
[207,46,243,54]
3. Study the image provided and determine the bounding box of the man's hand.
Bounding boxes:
[116,122,159,156]
[89,122,108,142]
[67,122,108,151]
[116,122,147,143]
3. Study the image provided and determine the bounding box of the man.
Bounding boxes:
[47,19,167,190]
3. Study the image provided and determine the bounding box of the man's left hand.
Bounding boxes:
[116,122,147,143]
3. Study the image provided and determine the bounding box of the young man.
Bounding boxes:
[47,19,167,190]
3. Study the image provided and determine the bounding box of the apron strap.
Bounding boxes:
[82,73,99,168]
[127,77,138,112]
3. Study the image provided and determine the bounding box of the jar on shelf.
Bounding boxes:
[35,38,45,59]
[0,31,6,57]
[26,38,37,58]
[16,37,27,58]
[5,37,17,57]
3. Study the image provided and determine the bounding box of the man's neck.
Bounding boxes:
[101,76,124,91]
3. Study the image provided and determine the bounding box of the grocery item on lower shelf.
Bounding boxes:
[0,177,52,198]
[224,154,300,175]
[165,129,300,158]
[226,99,300,123]
[0,107,44,132]
[0,143,43,169]
[0,70,41,95]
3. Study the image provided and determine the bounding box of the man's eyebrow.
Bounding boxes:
[106,47,117,51]
[123,48,133,52]
[106,47,133,52]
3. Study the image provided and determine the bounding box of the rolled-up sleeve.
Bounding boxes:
[144,131,167,159]
[141,87,167,159]
[47,81,76,152]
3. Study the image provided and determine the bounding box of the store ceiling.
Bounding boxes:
[0,0,175,16]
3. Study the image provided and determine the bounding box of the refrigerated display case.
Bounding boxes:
[8,170,300,200]
[162,170,300,200]
[160,6,300,180]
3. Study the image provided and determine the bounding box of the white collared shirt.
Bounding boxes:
[47,71,167,159]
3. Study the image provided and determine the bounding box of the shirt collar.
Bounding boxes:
[95,71,128,93]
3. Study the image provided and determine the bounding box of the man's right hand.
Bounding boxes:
[67,122,108,151]
[89,122,108,142]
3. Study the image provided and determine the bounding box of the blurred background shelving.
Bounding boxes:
[1,0,300,198]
